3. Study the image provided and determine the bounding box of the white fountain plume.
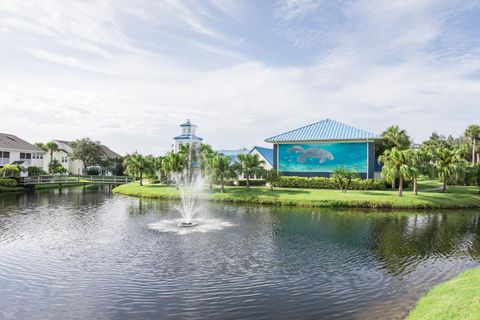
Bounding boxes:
[176,140,203,227]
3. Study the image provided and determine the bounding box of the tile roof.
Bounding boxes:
[250,146,273,166]
[265,119,381,143]
[0,133,43,151]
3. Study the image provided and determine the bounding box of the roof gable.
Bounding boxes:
[250,146,273,166]
[265,119,380,143]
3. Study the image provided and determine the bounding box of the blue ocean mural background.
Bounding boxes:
[278,143,368,173]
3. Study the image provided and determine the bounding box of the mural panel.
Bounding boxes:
[278,142,368,173]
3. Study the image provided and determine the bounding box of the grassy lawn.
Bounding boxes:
[407,267,480,320]
[113,180,480,209]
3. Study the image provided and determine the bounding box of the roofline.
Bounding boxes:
[265,138,382,143]
[0,147,46,152]
[264,119,381,142]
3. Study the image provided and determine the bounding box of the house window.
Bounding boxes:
[0,151,9,158]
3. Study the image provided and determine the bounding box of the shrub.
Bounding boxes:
[276,176,386,190]
[0,164,20,177]
[226,179,266,186]
[27,166,47,177]
[0,178,17,187]
[86,167,100,175]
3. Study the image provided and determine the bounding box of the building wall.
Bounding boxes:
[273,140,375,179]
[249,148,273,170]
[42,145,84,175]
[0,149,44,167]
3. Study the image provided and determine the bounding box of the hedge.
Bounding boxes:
[0,178,18,187]
[226,179,267,186]
[276,176,386,190]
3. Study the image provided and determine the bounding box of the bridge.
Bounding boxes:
[16,175,135,187]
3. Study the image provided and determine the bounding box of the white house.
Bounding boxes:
[173,119,203,153]
[0,133,45,176]
[249,146,273,170]
[43,140,121,175]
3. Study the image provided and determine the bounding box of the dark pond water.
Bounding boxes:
[0,187,479,320]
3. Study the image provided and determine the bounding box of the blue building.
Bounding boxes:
[265,119,381,179]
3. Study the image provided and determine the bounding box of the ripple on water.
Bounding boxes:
[147,218,236,235]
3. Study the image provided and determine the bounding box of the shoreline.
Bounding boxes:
[112,183,480,210]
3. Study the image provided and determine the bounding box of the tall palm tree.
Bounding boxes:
[236,154,265,189]
[124,153,152,186]
[44,141,59,174]
[378,148,410,196]
[434,148,467,193]
[162,152,186,189]
[381,125,412,151]
[465,124,480,165]
[404,149,430,195]
[211,154,236,193]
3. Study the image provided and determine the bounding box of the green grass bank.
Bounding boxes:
[407,267,480,320]
[113,182,480,209]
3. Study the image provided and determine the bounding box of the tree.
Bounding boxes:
[331,167,359,192]
[404,149,431,195]
[434,148,468,193]
[264,169,281,191]
[70,138,105,174]
[162,152,186,189]
[378,148,411,196]
[465,125,480,165]
[377,125,412,156]
[211,154,236,193]
[0,164,20,177]
[48,160,68,175]
[124,153,153,186]
[469,164,480,194]
[44,141,59,173]
[236,154,265,189]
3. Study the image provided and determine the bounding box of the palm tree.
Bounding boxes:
[44,141,59,174]
[162,152,186,189]
[404,149,431,195]
[434,148,468,193]
[378,148,411,196]
[211,154,236,193]
[380,125,412,151]
[124,153,152,186]
[236,154,265,189]
[465,125,480,165]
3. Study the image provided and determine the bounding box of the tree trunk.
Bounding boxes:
[413,176,418,195]
[49,150,54,173]
[139,172,143,186]
[246,174,250,189]
[398,176,403,197]
[221,177,225,193]
[442,177,447,193]
[391,180,395,189]
[473,138,476,165]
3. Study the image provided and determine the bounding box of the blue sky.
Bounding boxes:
[1,0,480,154]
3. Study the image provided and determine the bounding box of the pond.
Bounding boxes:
[0,187,479,320]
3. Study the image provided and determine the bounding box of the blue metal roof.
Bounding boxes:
[216,149,249,163]
[173,134,203,141]
[250,146,273,166]
[265,119,381,143]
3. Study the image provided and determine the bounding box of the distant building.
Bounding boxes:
[249,146,273,170]
[173,119,203,153]
[43,140,121,175]
[0,133,45,176]
[265,119,381,179]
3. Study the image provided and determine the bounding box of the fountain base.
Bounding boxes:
[178,222,198,227]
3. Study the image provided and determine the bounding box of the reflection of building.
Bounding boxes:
[173,119,203,153]
[265,119,381,178]
[0,133,45,176]
[43,140,121,175]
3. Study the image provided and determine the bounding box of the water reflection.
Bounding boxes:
[0,188,479,320]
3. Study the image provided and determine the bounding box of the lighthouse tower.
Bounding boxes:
[173,119,203,153]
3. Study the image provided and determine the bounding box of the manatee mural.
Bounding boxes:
[278,142,368,173]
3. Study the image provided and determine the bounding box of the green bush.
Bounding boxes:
[27,166,47,177]
[276,176,386,190]
[226,179,266,186]
[0,178,17,187]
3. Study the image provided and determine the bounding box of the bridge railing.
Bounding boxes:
[17,175,135,186]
